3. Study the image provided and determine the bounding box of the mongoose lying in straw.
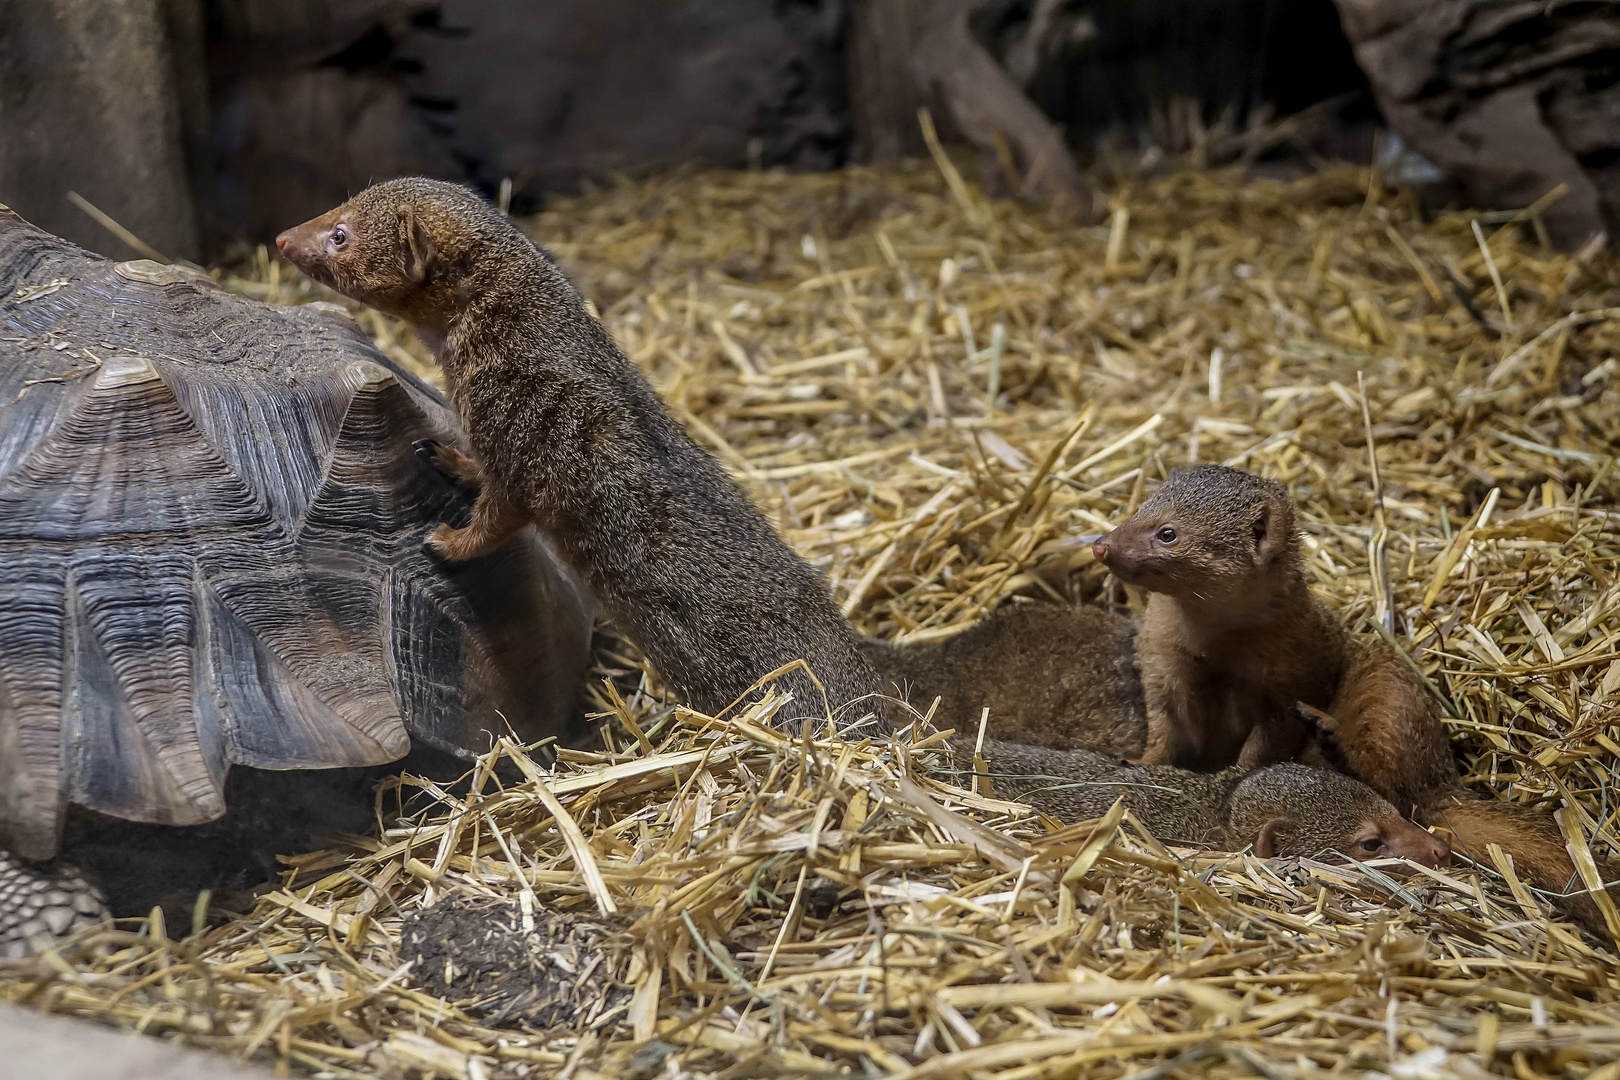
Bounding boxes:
[277,180,880,726]
[1093,463,1618,934]
[977,741,1450,866]
[862,603,1145,757]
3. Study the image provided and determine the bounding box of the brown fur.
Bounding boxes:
[978,741,1449,866]
[1418,792,1617,933]
[1324,648,1617,933]
[1094,465,1345,771]
[1320,638,1458,816]
[1098,463,1618,935]
[277,179,881,727]
[862,603,1145,757]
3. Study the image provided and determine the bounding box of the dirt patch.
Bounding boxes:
[402,896,632,1031]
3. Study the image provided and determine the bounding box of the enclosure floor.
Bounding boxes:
[7,160,1620,1078]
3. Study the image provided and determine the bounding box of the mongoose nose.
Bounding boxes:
[1092,539,1109,562]
[274,232,290,253]
[1430,834,1452,867]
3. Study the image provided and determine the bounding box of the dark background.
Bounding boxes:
[5,0,1615,262]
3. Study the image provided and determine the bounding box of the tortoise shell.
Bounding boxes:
[0,206,593,861]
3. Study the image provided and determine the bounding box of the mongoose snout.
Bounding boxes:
[1355,814,1452,868]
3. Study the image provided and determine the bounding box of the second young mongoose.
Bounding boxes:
[1092,465,1351,773]
[861,603,1146,757]
[276,179,880,726]
[977,740,1451,866]
[1094,464,1618,934]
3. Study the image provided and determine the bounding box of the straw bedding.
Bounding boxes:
[3,157,1618,1079]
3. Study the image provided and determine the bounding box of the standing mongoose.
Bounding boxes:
[862,603,1146,757]
[977,740,1451,865]
[1093,463,1618,934]
[276,179,881,727]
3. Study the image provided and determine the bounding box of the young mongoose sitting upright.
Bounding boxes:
[1092,466,1349,773]
[276,180,880,725]
[861,603,1145,757]
[977,740,1450,866]
[1093,464,1617,934]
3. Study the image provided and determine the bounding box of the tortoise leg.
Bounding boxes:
[426,491,528,562]
[414,438,485,496]
[0,850,108,958]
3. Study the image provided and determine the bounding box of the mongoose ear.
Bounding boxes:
[1253,816,1294,859]
[403,210,438,284]
[1251,502,1292,565]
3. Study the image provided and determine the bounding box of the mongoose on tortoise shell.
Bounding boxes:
[1093,463,1619,934]
[277,179,881,729]
[0,203,592,954]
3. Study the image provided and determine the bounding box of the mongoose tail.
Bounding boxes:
[1312,636,1460,817]
[1417,791,1619,938]
[276,179,881,726]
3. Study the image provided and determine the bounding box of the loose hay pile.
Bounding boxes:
[4,159,1620,1079]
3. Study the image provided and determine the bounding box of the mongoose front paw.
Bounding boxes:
[414,438,484,494]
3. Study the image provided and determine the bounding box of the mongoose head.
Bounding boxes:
[276,178,519,338]
[1226,763,1451,867]
[1091,465,1297,606]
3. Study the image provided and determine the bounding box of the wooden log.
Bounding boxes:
[911,0,1099,221]
[1332,0,1620,250]
[849,0,936,161]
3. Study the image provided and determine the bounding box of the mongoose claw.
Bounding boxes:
[414,438,484,496]
[413,437,447,470]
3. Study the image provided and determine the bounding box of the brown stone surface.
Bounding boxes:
[1332,0,1620,249]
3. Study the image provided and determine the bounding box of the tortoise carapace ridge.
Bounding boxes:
[0,206,594,862]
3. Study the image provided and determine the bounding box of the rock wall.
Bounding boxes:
[399,0,849,208]
[0,0,203,261]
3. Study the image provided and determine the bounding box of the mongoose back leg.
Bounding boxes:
[427,491,529,562]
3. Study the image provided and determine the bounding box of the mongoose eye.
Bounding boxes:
[330,227,348,249]
[1155,526,1178,545]
[1358,837,1386,854]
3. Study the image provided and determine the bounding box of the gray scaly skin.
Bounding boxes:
[277,179,882,731]
[0,851,106,957]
